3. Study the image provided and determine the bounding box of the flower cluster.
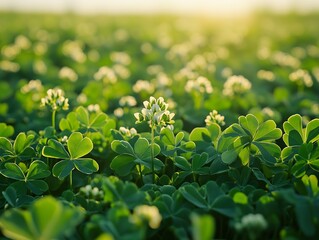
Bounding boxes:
[134,96,174,128]
[94,66,117,84]
[132,80,155,94]
[235,213,268,239]
[59,66,78,82]
[119,96,137,107]
[133,205,162,229]
[223,75,251,96]
[205,110,225,126]
[40,88,69,111]
[257,70,275,82]
[119,127,137,137]
[185,76,213,94]
[79,185,104,200]
[289,69,313,87]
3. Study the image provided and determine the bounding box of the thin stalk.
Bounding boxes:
[151,125,155,184]
[52,110,56,130]
[70,171,73,190]
[138,163,144,185]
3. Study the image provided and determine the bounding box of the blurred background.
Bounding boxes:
[1,0,319,15]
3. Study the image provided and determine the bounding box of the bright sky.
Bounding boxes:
[0,0,318,15]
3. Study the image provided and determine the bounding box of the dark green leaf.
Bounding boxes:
[26,160,51,180]
[42,139,69,159]
[52,160,74,179]
[73,158,99,174]
[0,163,25,180]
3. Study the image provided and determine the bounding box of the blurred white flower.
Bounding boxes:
[110,52,131,65]
[185,76,213,94]
[223,75,251,96]
[114,107,124,118]
[289,69,313,87]
[257,70,275,82]
[0,60,20,72]
[119,96,137,107]
[94,66,117,84]
[21,79,43,94]
[62,40,86,63]
[133,80,155,94]
[59,67,78,82]
[87,104,101,113]
[134,205,162,229]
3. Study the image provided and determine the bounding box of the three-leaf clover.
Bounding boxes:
[42,132,98,180]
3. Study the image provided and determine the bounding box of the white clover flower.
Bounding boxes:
[61,135,68,143]
[77,93,87,104]
[1,44,20,59]
[119,96,137,107]
[134,96,175,128]
[223,75,252,97]
[79,184,104,200]
[235,213,268,232]
[257,70,275,82]
[141,42,153,54]
[40,88,69,111]
[289,69,313,87]
[14,35,31,50]
[262,107,275,118]
[114,107,124,118]
[132,80,155,94]
[221,67,233,78]
[147,65,163,76]
[174,67,198,81]
[62,40,86,63]
[205,110,225,126]
[94,66,117,84]
[33,42,48,56]
[156,72,171,87]
[119,127,138,137]
[21,79,43,94]
[134,205,162,229]
[112,64,130,79]
[87,104,101,113]
[271,51,300,68]
[110,51,131,65]
[0,60,20,72]
[59,66,78,82]
[33,60,47,75]
[185,76,213,94]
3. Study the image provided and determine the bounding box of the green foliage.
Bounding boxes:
[42,132,98,179]
[0,160,50,195]
[0,196,84,240]
[219,114,282,166]
[1,11,319,240]
[0,132,35,162]
[111,138,163,178]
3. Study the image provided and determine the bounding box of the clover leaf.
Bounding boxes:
[0,160,50,195]
[0,196,84,240]
[42,132,98,180]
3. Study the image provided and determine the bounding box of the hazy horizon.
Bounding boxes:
[1,0,319,16]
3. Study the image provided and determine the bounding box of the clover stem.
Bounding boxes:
[70,171,73,190]
[52,109,56,130]
[151,125,155,184]
[138,163,144,185]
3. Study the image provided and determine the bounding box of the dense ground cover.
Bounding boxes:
[0,11,319,239]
